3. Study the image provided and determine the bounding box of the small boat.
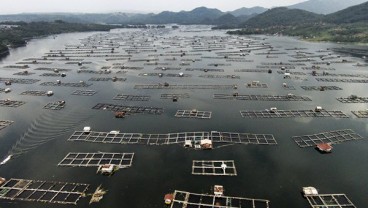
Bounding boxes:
[115,111,126,118]
[0,177,5,185]
[302,187,318,197]
[0,155,12,165]
[164,193,173,205]
[316,143,333,153]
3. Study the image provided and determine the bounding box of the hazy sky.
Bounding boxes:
[0,0,307,14]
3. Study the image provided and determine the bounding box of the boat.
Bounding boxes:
[316,143,333,153]
[214,185,224,196]
[115,111,126,118]
[0,177,5,185]
[302,187,318,197]
[0,155,12,165]
[164,193,174,205]
[89,185,107,204]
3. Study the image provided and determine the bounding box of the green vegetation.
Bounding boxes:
[0,20,122,58]
[227,2,368,43]
[228,23,368,43]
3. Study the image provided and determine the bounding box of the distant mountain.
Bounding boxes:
[230,7,267,16]
[325,1,368,23]
[146,7,223,24]
[288,0,367,14]
[242,7,322,27]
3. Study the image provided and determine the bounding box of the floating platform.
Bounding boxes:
[301,67,335,71]
[0,120,14,130]
[312,73,368,78]
[0,178,89,205]
[192,160,237,176]
[214,94,311,101]
[40,82,92,87]
[305,193,356,208]
[58,152,134,168]
[352,110,368,118]
[316,78,368,83]
[199,75,240,79]
[43,101,65,110]
[154,67,181,71]
[301,86,343,91]
[185,68,224,72]
[77,70,111,74]
[134,84,236,90]
[234,69,270,73]
[160,93,190,99]
[175,110,212,119]
[34,67,71,72]
[68,131,277,146]
[169,190,270,208]
[88,77,126,82]
[92,103,163,115]
[277,71,306,75]
[337,96,368,103]
[0,100,25,108]
[293,129,362,148]
[0,78,40,84]
[71,90,97,96]
[20,90,49,96]
[246,82,268,88]
[139,73,191,77]
[240,109,348,119]
[40,73,63,77]
[13,71,35,76]
[113,94,150,101]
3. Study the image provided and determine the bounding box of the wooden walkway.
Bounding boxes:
[301,86,342,91]
[72,90,97,96]
[214,94,311,101]
[305,193,356,208]
[170,190,270,208]
[113,94,150,101]
[0,100,26,108]
[352,110,368,118]
[192,160,237,176]
[175,110,212,119]
[92,103,163,115]
[241,109,348,119]
[40,82,92,87]
[293,129,363,148]
[58,152,134,168]
[134,84,236,89]
[0,120,13,130]
[0,178,89,205]
[68,131,277,146]
[337,97,368,103]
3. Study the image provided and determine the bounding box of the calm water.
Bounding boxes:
[0,26,367,208]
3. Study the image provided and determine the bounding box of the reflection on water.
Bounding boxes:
[0,26,367,208]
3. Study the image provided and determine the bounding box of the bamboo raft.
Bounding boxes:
[58,152,134,168]
[214,94,311,101]
[169,190,270,208]
[175,110,212,119]
[71,90,97,96]
[240,109,348,119]
[192,160,237,176]
[0,178,89,205]
[113,94,150,101]
[68,130,277,146]
[292,129,363,148]
[0,120,14,130]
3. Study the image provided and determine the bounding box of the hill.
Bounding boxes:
[230,7,267,16]
[325,1,368,23]
[288,0,367,14]
[242,7,322,27]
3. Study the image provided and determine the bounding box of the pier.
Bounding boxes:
[192,160,237,176]
[293,129,363,148]
[0,178,89,205]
